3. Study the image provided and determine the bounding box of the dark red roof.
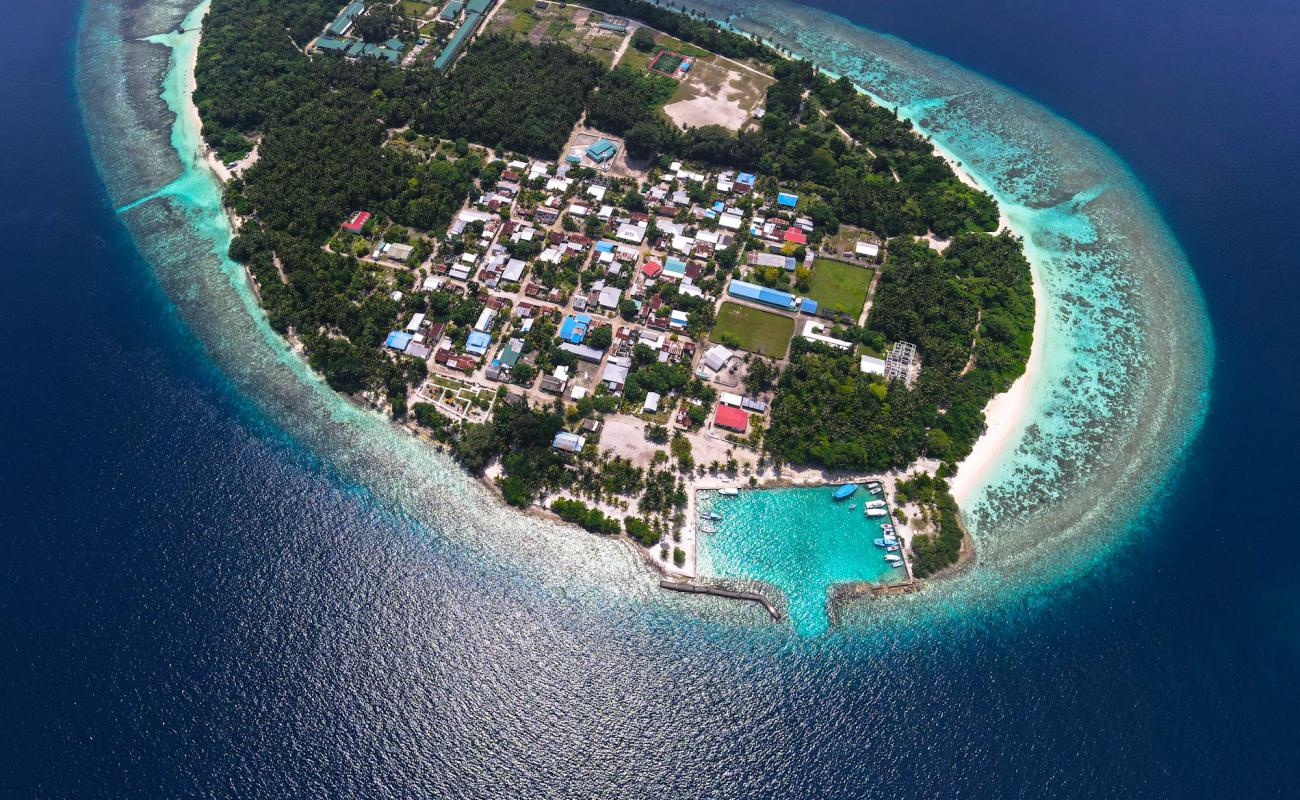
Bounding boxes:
[714,405,749,432]
[340,210,371,232]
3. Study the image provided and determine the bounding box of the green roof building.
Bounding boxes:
[433,10,482,71]
[439,0,464,21]
[328,1,366,36]
[315,36,352,52]
[586,138,618,163]
[466,0,494,14]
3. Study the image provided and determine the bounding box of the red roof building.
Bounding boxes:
[642,260,664,278]
[341,210,371,233]
[714,405,749,432]
[783,226,807,245]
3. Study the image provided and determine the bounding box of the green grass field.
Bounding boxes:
[807,258,874,318]
[710,302,796,358]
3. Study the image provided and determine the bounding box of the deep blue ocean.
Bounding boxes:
[3,0,1299,796]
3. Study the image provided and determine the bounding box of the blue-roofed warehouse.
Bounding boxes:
[728,279,797,311]
[385,330,414,351]
[777,192,799,208]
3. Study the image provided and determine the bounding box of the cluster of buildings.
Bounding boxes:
[350,117,909,450]
[311,1,409,64]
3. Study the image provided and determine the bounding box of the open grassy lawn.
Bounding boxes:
[401,1,434,18]
[807,257,874,318]
[710,302,796,358]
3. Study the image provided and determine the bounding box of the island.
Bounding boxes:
[192,0,1034,609]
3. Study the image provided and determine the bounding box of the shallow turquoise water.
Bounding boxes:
[698,487,905,634]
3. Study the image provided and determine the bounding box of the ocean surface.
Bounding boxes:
[2,0,1298,796]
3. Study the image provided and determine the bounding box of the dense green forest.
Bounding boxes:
[413,37,605,159]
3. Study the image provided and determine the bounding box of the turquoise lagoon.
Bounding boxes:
[697,487,906,635]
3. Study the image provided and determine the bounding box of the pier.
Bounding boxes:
[659,580,781,621]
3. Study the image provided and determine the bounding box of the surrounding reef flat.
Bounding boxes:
[77,0,1209,632]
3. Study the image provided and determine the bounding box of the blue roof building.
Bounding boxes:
[465,330,492,355]
[728,279,797,311]
[800,298,819,314]
[595,241,615,253]
[559,314,591,344]
[777,192,799,208]
[663,256,687,276]
[385,330,414,351]
[737,172,756,185]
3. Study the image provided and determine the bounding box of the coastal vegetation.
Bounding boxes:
[766,231,1032,472]
[894,472,965,577]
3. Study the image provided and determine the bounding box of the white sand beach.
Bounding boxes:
[924,139,1047,506]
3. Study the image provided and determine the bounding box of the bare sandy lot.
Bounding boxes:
[663,57,772,131]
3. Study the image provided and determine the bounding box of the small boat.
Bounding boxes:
[866,481,882,490]
[885,554,903,564]
[890,561,905,569]
[866,508,888,517]
[881,524,894,532]
[698,525,716,534]
[718,487,739,497]
[886,545,899,552]
[865,500,887,509]
[873,537,898,548]
[701,511,722,521]
[849,503,857,510]
[832,483,859,501]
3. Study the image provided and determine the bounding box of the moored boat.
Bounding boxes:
[866,508,888,517]
[718,487,739,497]
[885,554,903,564]
[701,511,722,521]
[832,483,858,500]
[865,499,887,509]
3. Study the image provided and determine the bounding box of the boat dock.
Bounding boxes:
[659,580,781,621]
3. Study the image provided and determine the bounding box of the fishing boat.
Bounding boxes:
[865,499,887,509]
[701,511,722,521]
[890,561,905,569]
[873,537,898,548]
[832,483,858,501]
[718,487,739,497]
[698,525,716,534]
[885,554,903,563]
[866,508,888,517]
[849,503,857,510]
[886,545,899,552]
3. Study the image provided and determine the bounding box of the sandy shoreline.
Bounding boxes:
[924,138,1047,508]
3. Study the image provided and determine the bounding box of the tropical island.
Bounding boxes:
[192,0,1034,598]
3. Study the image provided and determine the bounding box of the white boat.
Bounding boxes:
[849,503,857,510]
[886,545,899,552]
[890,561,905,569]
[866,508,888,517]
[885,554,903,564]
[865,500,887,509]
[718,488,739,497]
[701,511,722,521]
